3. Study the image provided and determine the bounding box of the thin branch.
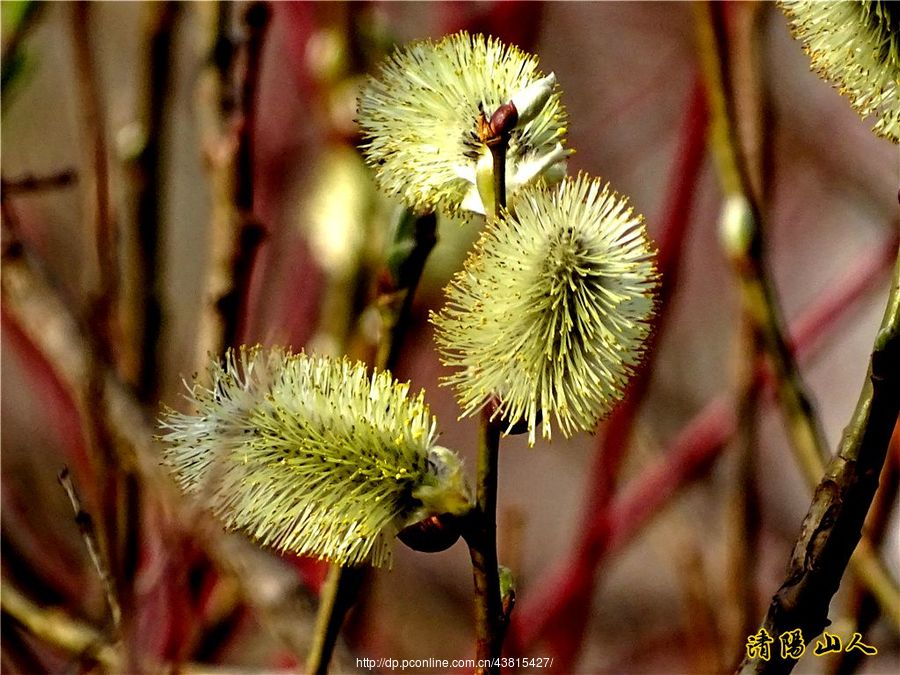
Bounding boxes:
[217,1,270,350]
[696,0,900,645]
[57,466,122,633]
[725,332,764,661]
[512,233,898,654]
[0,580,120,669]
[305,565,366,675]
[458,130,510,675]
[738,250,900,674]
[462,410,504,675]
[830,440,899,675]
[1,169,77,196]
[71,0,119,364]
[129,2,179,403]
[195,1,269,361]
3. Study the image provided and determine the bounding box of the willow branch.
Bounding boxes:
[217,1,270,350]
[196,1,269,361]
[129,2,179,402]
[512,231,896,654]
[1,580,120,669]
[463,410,504,674]
[738,250,900,674]
[696,0,899,631]
[58,466,122,633]
[71,1,118,364]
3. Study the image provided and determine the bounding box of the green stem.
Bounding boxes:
[459,134,510,674]
[305,565,366,675]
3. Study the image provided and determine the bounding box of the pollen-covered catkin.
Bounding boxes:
[159,347,470,567]
[357,31,570,218]
[432,174,659,445]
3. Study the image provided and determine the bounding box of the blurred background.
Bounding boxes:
[1,1,898,673]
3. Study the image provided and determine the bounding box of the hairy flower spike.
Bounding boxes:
[431,175,659,445]
[357,32,570,218]
[781,0,900,142]
[159,347,470,567]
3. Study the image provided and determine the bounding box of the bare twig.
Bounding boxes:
[71,0,119,364]
[57,466,122,633]
[696,0,900,641]
[195,1,269,362]
[1,169,77,196]
[217,1,270,350]
[738,249,900,674]
[1,580,120,669]
[128,2,179,402]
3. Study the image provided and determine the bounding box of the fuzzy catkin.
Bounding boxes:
[781,0,899,142]
[357,31,570,218]
[159,347,469,567]
[432,174,659,445]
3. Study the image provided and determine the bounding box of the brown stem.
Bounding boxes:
[463,409,504,674]
[217,1,270,349]
[737,251,900,674]
[130,2,179,403]
[71,0,118,365]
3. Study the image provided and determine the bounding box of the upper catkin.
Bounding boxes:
[357,31,570,218]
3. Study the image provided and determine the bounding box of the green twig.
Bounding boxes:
[305,566,366,675]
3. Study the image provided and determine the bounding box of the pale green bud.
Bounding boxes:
[510,73,557,128]
[718,194,755,260]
